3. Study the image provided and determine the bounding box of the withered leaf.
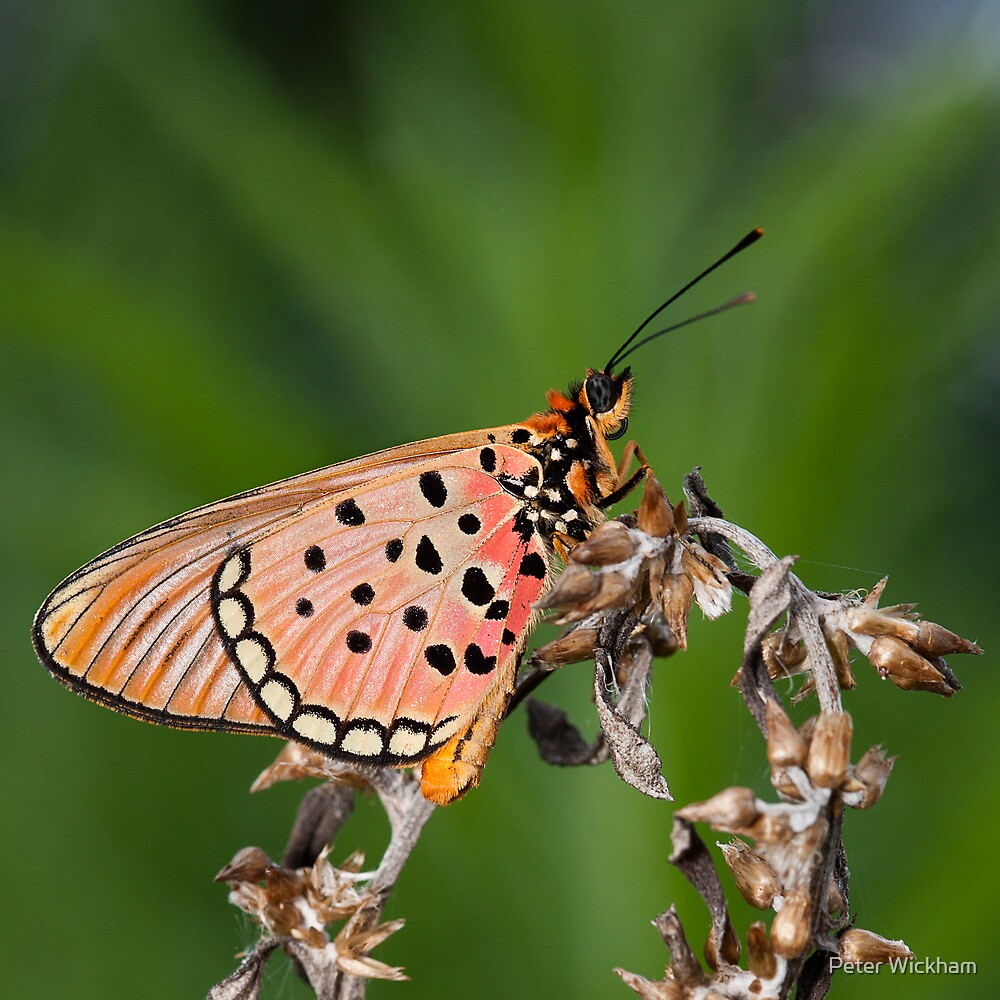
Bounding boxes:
[283,783,356,869]
[593,651,672,801]
[526,699,600,766]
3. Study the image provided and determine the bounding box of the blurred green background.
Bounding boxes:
[2,2,997,998]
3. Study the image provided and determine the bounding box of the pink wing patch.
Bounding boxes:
[211,445,550,763]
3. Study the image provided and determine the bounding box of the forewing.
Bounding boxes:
[33,429,508,733]
[34,438,550,764]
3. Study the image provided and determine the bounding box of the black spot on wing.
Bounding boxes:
[479,447,497,472]
[419,471,448,508]
[458,513,481,535]
[304,545,326,572]
[424,644,456,675]
[402,605,428,632]
[485,599,509,621]
[511,428,531,444]
[346,630,372,653]
[502,628,516,645]
[520,551,547,579]
[335,499,365,526]
[461,567,495,606]
[464,642,496,675]
[350,583,374,606]
[295,598,314,618]
[415,535,443,575]
[385,538,404,562]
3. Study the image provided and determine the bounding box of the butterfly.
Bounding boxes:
[33,230,760,805]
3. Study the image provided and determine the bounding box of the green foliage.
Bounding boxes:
[2,3,997,998]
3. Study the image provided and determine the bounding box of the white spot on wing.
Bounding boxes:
[217,597,248,637]
[260,679,294,720]
[234,637,268,682]
[292,711,339,744]
[342,727,384,756]
[389,727,427,757]
[218,554,245,593]
[431,716,462,744]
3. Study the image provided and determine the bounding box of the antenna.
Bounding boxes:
[605,227,762,373]
[611,292,756,365]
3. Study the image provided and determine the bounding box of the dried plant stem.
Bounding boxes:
[691,515,843,714]
[360,772,437,911]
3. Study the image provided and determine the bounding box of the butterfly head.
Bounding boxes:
[581,367,632,441]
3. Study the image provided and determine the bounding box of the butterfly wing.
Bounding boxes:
[34,436,550,781]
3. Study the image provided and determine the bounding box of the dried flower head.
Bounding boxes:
[216,843,375,945]
[758,578,981,702]
[539,473,732,653]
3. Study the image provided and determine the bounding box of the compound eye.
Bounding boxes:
[585,373,616,414]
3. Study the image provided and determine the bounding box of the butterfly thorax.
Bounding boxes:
[499,370,632,545]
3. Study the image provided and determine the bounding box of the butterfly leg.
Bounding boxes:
[551,531,579,562]
[419,665,516,805]
[597,441,650,510]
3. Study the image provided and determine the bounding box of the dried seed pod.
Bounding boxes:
[264,895,308,936]
[761,631,807,679]
[677,787,761,829]
[744,810,797,845]
[719,839,782,909]
[580,570,635,614]
[868,634,959,696]
[681,543,732,620]
[535,628,598,665]
[910,620,982,658]
[704,913,741,969]
[770,766,806,802]
[661,572,694,650]
[824,624,856,689]
[265,866,308,904]
[215,846,275,884]
[644,614,679,658]
[807,711,853,788]
[293,926,329,949]
[570,520,636,565]
[746,921,777,979]
[797,715,817,747]
[826,874,847,916]
[765,698,807,769]
[645,553,666,609]
[672,498,689,535]
[839,928,913,964]
[638,474,675,537]
[537,564,601,610]
[252,740,338,791]
[844,745,895,808]
[846,607,981,657]
[770,886,812,958]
